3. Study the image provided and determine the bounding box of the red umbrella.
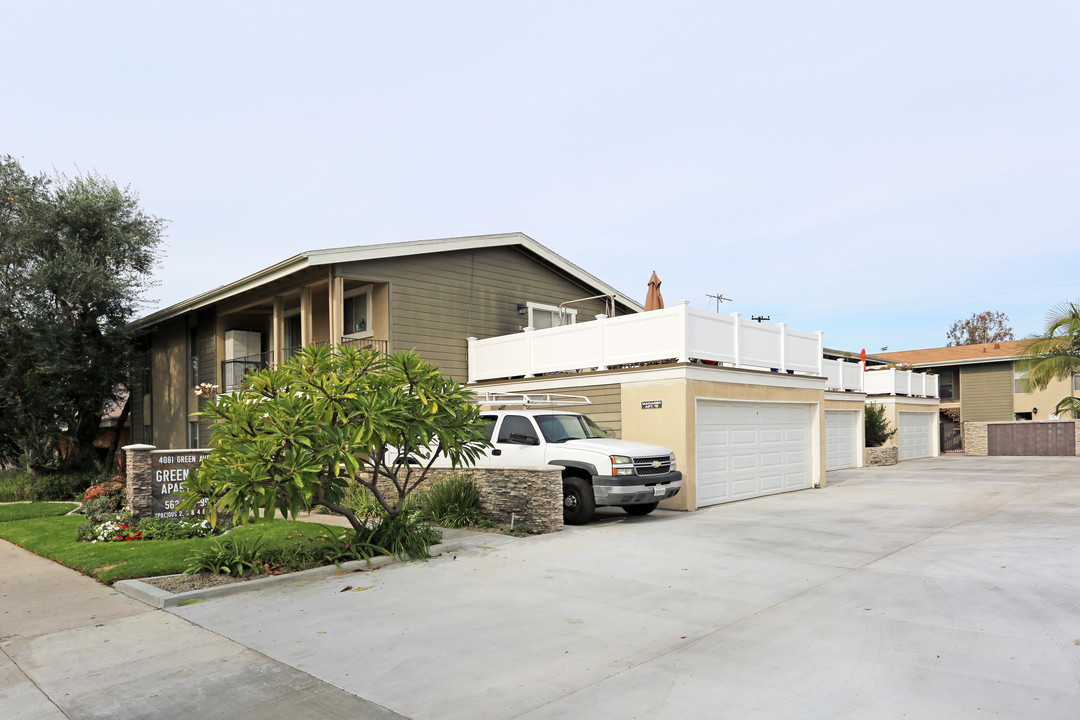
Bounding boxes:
[860,348,867,370]
[645,271,665,311]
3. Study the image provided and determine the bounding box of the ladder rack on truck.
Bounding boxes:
[471,392,592,408]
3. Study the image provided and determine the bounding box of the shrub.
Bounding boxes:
[0,469,36,502]
[257,525,383,572]
[865,404,897,448]
[76,508,137,542]
[83,478,125,505]
[363,512,442,560]
[419,475,481,528]
[183,537,268,576]
[0,469,109,502]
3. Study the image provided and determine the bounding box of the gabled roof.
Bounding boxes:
[136,232,644,327]
[878,339,1033,368]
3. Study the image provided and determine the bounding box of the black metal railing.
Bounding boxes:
[339,337,388,355]
[221,351,274,392]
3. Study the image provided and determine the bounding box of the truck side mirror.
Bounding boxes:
[508,433,539,446]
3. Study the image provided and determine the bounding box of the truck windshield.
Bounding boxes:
[535,414,607,443]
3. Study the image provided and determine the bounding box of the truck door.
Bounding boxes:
[492,414,546,467]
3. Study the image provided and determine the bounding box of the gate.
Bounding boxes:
[987,422,1076,456]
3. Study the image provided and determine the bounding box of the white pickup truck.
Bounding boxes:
[467,394,682,524]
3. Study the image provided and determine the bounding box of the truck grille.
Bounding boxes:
[634,456,671,476]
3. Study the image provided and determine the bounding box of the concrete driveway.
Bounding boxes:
[171,456,1080,719]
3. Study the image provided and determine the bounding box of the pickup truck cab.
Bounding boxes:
[474,408,682,525]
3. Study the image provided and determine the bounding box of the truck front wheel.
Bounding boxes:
[562,477,596,525]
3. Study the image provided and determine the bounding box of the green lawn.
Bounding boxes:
[0,502,80,522]
[0,516,348,585]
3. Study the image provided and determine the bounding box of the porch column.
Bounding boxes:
[300,287,313,346]
[272,295,284,365]
[329,272,344,346]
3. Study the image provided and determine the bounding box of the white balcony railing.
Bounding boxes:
[468,300,824,383]
[863,368,939,398]
[822,357,868,393]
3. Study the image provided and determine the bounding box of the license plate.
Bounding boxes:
[653,485,666,497]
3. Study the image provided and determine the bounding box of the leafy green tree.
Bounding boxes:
[946,310,1014,346]
[178,345,490,532]
[1016,301,1080,417]
[0,156,165,471]
[864,404,896,447]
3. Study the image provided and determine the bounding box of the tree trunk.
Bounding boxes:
[59,409,104,472]
[106,395,132,471]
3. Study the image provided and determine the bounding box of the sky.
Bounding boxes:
[5,1,1079,353]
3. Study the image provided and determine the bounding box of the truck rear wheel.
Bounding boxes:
[623,502,659,516]
[562,477,596,525]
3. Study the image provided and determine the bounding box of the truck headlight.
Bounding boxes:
[669,452,676,470]
[610,455,634,476]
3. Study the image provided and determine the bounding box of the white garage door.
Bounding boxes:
[825,411,859,471]
[898,412,934,460]
[696,400,814,508]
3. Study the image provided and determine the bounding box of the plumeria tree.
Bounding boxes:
[178,345,490,531]
[1016,301,1080,418]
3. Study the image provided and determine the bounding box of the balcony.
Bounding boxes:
[221,351,274,392]
[467,301,824,383]
[863,367,939,398]
[340,337,389,354]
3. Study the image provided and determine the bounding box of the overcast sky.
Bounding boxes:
[6,2,1078,352]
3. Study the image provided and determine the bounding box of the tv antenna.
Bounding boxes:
[751,315,770,323]
[706,292,732,313]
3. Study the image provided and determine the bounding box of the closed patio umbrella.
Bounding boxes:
[645,271,665,311]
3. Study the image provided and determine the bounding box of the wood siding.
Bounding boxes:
[196,309,217,445]
[338,246,633,382]
[960,362,1014,422]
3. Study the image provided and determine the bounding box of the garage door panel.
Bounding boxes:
[825,411,858,471]
[898,412,934,460]
[696,400,814,508]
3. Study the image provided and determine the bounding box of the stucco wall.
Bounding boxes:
[622,371,825,511]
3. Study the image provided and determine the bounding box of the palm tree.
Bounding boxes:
[1017,301,1080,417]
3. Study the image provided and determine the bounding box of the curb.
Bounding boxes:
[115,538,472,609]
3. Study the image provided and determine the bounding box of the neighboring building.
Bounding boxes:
[132,233,639,450]
[878,340,1077,452]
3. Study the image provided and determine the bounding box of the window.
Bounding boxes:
[479,415,497,442]
[343,287,372,338]
[496,415,539,444]
[187,327,199,387]
[535,414,606,442]
[187,421,200,448]
[937,369,955,401]
[284,312,302,361]
[1074,373,1080,393]
[1014,367,1030,394]
[526,302,577,330]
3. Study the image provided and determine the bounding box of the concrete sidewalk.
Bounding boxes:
[0,538,407,719]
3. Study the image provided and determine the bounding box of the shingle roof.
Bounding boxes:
[878,339,1033,367]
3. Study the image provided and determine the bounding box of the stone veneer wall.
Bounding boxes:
[364,467,564,534]
[963,423,989,456]
[863,446,899,466]
[123,444,156,517]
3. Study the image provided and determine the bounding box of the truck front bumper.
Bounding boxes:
[592,471,682,506]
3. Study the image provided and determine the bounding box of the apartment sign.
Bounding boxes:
[150,451,210,518]
[641,400,663,410]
